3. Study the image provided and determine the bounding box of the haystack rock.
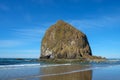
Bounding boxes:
[40,20,92,59]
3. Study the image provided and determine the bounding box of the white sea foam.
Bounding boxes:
[108,59,120,62]
[0,64,40,67]
[0,63,71,70]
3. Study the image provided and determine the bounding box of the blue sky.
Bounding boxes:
[0,0,120,58]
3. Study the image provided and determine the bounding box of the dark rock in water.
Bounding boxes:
[15,58,24,60]
[40,20,93,59]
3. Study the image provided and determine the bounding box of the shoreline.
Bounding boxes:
[0,59,120,80]
[39,58,107,64]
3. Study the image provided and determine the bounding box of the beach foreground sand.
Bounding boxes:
[0,64,120,80]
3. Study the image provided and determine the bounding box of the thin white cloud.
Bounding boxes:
[68,16,120,29]
[0,49,39,52]
[0,27,45,48]
[0,49,40,58]
[0,28,45,48]
[10,49,40,53]
[0,40,23,47]
[13,28,45,36]
[0,26,48,49]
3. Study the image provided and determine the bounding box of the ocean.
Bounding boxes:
[0,58,120,80]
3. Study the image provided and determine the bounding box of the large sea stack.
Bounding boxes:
[40,20,94,60]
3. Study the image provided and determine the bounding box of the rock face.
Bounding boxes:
[40,20,92,59]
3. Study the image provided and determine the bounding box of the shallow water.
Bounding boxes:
[0,58,120,80]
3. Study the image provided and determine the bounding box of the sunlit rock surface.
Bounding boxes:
[40,20,92,59]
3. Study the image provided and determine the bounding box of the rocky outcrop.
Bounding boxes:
[40,20,92,59]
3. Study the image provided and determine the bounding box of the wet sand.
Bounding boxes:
[39,70,92,80]
[0,64,120,80]
[23,65,120,80]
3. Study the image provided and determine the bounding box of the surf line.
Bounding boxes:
[0,63,71,70]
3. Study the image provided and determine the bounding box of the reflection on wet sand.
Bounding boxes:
[40,70,92,80]
[39,65,92,80]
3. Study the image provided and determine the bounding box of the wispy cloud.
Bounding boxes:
[12,27,46,41]
[14,28,45,36]
[0,49,40,58]
[0,4,10,11]
[9,49,40,53]
[0,49,39,52]
[68,15,120,29]
[0,28,45,48]
[0,40,23,47]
